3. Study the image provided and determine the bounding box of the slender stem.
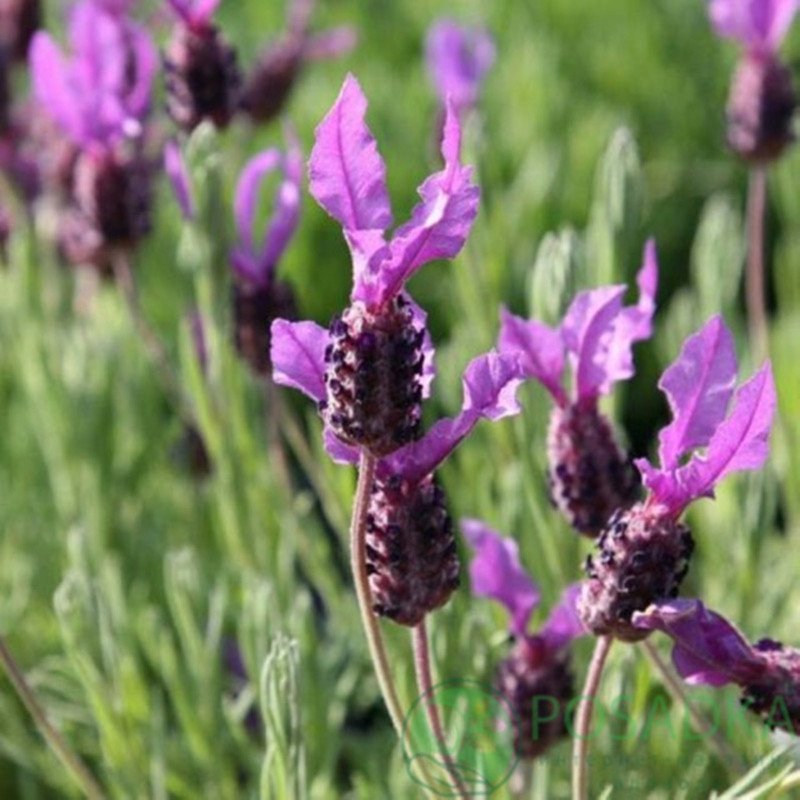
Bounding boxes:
[641,640,745,776]
[0,638,106,800]
[262,380,291,494]
[745,166,769,361]
[111,253,186,415]
[411,620,470,800]
[349,453,406,737]
[572,636,613,800]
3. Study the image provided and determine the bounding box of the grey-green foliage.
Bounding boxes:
[527,228,584,324]
[690,193,745,319]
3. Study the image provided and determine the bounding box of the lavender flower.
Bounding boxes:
[634,599,800,734]
[579,315,777,641]
[0,0,41,63]
[426,19,495,120]
[164,0,241,132]
[29,1,156,272]
[231,134,302,377]
[710,0,799,161]
[499,241,659,536]
[464,520,585,758]
[241,0,356,124]
[271,73,479,457]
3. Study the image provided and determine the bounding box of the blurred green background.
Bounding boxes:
[2,0,800,797]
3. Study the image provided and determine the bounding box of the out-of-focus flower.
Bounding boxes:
[0,0,42,63]
[498,242,658,536]
[709,0,799,162]
[230,134,301,377]
[241,0,356,125]
[164,139,195,220]
[271,73,479,457]
[579,316,776,642]
[164,0,241,132]
[634,599,800,734]
[425,19,495,119]
[464,520,585,758]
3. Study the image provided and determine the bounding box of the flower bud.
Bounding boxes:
[546,402,639,536]
[240,38,302,124]
[366,472,459,627]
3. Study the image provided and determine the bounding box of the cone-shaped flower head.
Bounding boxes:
[425,19,495,119]
[464,520,585,758]
[272,73,480,457]
[241,0,356,125]
[634,599,800,734]
[710,0,799,161]
[230,134,302,376]
[580,316,777,642]
[164,0,241,132]
[499,241,659,536]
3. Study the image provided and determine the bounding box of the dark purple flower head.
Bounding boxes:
[499,241,658,535]
[710,0,798,55]
[425,19,495,118]
[0,0,42,63]
[463,520,585,758]
[635,315,777,517]
[29,1,156,148]
[308,73,480,312]
[634,599,800,734]
[230,131,302,287]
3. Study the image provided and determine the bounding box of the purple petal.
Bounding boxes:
[539,584,587,652]
[164,141,195,220]
[167,0,221,24]
[380,351,523,483]
[710,0,799,52]
[303,27,358,61]
[461,519,540,636]
[425,19,495,113]
[270,319,329,403]
[561,285,627,400]
[29,33,86,143]
[633,599,765,686]
[308,74,393,234]
[231,139,301,286]
[323,428,360,465]
[121,22,158,121]
[498,307,566,405]
[657,316,738,471]
[361,100,480,305]
[641,362,776,512]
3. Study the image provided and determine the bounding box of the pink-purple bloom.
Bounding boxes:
[709,0,799,54]
[499,240,658,408]
[425,19,495,117]
[29,0,157,147]
[634,599,800,733]
[635,315,777,516]
[463,520,584,646]
[231,134,302,287]
[307,73,479,310]
[166,0,221,28]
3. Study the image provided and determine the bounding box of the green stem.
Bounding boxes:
[411,620,470,800]
[349,453,406,737]
[572,636,613,800]
[641,640,745,776]
[745,166,769,361]
[0,637,106,800]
